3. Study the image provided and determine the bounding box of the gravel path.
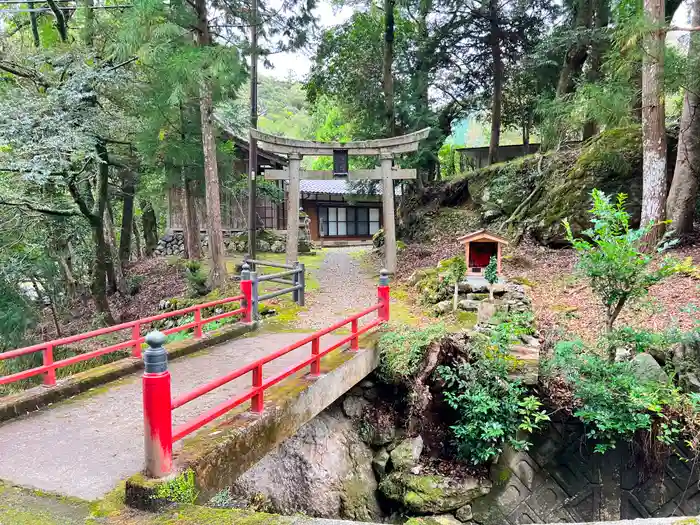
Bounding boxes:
[292,247,378,330]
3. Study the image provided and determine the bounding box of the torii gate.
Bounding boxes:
[250,128,430,273]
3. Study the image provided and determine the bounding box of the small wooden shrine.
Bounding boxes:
[457,229,508,276]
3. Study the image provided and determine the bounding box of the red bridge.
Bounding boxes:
[0,266,390,501]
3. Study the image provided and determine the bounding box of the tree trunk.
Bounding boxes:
[133,218,144,258]
[666,0,700,235]
[28,2,41,47]
[91,143,116,324]
[104,204,128,296]
[183,172,201,259]
[119,170,135,267]
[140,199,158,256]
[641,0,667,243]
[488,0,503,166]
[383,0,396,137]
[583,0,610,139]
[557,0,592,97]
[82,0,94,45]
[195,0,227,288]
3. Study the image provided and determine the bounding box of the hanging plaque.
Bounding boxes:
[333,149,349,177]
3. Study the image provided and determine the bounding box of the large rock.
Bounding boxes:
[434,300,453,315]
[455,504,473,522]
[373,448,390,478]
[390,436,424,471]
[342,395,370,419]
[631,352,669,384]
[379,471,491,514]
[232,406,380,521]
[458,300,479,312]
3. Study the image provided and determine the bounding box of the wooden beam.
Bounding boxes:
[251,128,430,156]
[264,169,416,181]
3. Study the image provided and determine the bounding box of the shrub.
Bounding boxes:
[438,339,548,465]
[377,323,448,384]
[484,255,498,300]
[544,340,684,453]
[154,469,198,504]
[184,260,210,298]
[563,189,677,347]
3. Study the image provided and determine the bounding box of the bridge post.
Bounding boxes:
[142,331,173,478]
[250,270,259,321]
[240,263,253,323]
[378,269,390,322]
[295,262,305,306]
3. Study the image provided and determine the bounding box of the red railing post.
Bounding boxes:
[378,268,390,322]
[310,337,321,376]
[240,263,253,323]
[252,364,264,413]
[43,344,56,386]
[142,331,172,478]
[351,320,359,351]
[194,308,203,338]
[132,323,142,358]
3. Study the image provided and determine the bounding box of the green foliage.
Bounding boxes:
[154,469,198,504]
[484,255,498,286]
[184,260,210,298]
[438,340,548,464]
[377,323,448,384]
[564,189,677,336]
[545,340,683,453]
[446,257,467,286]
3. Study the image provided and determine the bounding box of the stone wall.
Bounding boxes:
[154,230,287,256]
[471,419,700,525]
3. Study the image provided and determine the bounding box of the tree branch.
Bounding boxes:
[0,199,80,217]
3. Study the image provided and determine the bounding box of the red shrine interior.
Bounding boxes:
[468,241,498,271]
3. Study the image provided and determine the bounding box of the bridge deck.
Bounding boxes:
[0,331,352,500]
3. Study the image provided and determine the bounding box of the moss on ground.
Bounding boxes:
[0,482,91,525]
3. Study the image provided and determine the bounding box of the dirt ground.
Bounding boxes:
[396,209,700,344]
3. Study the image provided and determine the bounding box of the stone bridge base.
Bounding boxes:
[126,344,379,510]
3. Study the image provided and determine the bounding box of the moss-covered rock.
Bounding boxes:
[378,471,491,514]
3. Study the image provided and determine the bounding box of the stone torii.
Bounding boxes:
[250,128,431,273]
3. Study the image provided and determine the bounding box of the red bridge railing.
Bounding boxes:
[140,269,391,478]
[0,276,253,388]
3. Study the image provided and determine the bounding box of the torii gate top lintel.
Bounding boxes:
[249,127,431,156]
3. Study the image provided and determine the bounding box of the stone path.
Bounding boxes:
[293,247,377,330]
[0,333,350,500]
[0,248,379,501]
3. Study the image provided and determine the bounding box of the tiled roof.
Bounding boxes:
[300,179,378,195]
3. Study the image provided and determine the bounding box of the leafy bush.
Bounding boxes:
[438,339,548,465]
[184,260,210,297]
[484,255,498,300]
[377,323,448,384]
[544,340,684,453]
[563,190,677,345]
[154,469,198,504]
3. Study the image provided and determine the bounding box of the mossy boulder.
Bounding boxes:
[390,436,424,471]
[378,471,491,514]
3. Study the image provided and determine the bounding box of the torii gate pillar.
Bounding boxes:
[248,128,431,273]
[380,153,397,274]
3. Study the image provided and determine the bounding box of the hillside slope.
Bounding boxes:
[403,125,679,246]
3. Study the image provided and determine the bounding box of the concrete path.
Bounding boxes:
[0,332,351,500]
